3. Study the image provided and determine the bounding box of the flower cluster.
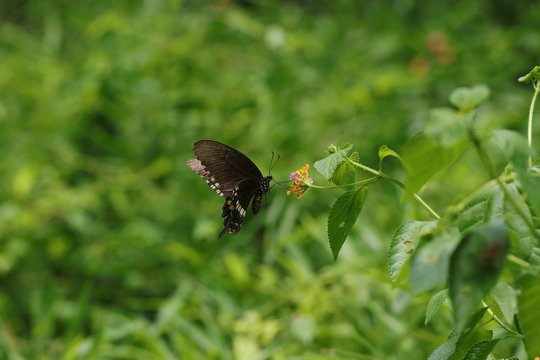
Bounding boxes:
[287,164,313,199]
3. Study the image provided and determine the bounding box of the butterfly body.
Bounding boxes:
[187,140,272,237]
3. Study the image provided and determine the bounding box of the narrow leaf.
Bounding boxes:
[518,275,540,358]
[402,133,467,197]
[327,187,367,260]
[425,289,449,325]
[518,65,540,83]
[314,144,353,180]
[388,220,436,282]
[449,222,509,331]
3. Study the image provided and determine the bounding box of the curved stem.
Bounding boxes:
[481,300,522,336]
[527,81,539,167]
[345,157,441,219]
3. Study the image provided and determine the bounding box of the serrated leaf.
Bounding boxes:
[332,151,358,190]
[428,308,489,360]
[451,328,492,360]
[402,133,467,197]
[425,289,449,325]
[461,339,498,360]
[449,222,509,331]
[456,182,503,234]
[328,187,367,260]
[388,220,436,282]
[409,234,457,294]
[449,84,490,112]
[314,144,353,180]
[378,145,401,170]
[518,275,540,358]
[428,331,461,360]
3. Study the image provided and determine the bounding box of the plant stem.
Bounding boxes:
[345,157,441,219]
[527,81,539,167]
[471,133,540,241]
[507,254,531,268]
[309,177,379,190]
[481,300,522,336]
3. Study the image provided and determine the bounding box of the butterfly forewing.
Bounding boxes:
[187,140,272,237]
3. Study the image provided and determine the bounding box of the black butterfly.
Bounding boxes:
[187,140,273,237]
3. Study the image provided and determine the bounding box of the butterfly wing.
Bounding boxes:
[187,140,263,197]
[187,140,267,237]
[220,177,261,237]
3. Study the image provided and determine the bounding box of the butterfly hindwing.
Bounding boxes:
[187,140,272,237]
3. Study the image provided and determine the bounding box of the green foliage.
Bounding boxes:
[518,275,540,358]
[2,0,540,358]
[402,133,468,197]
[388,220,436,282]
[332,151,359,189]
[378,145,401,170]
[449,84,490,112]
[449,222,509,331]
[314,144,353,180]
[327,187,367,260]
[425,289,449,326]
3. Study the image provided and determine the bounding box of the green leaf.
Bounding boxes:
[518,65,540,83]
[518,275,540,358]
[428,308,489,360]
[314,144,353,180]
[456,182,503,234]
[424,108,470,146]
[487,282,517,325]
[516,168,540,218]
[451,328,492,360]
[327,187,367,260]
[332,151,358,189]
[402,133,467,197]
[504,181,536,256]
[449,222,509,331]
[488,129,532,168]
[388,220,436,282]
[428,331,461,360]
[449,84,490,112]
[461,340,498,360]
[378,145,401,170]
[425,289,449,325]
[409,234,457,293]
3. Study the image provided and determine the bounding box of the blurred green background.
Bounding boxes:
[0,0,539,358]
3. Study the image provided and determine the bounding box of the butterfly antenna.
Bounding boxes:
[268,151,281,175]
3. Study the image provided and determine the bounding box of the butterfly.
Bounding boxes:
[187,140,273,237]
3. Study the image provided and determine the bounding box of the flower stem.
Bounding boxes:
[528,81,539,167]
[345,157,441,219]
[309,177,379,190]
